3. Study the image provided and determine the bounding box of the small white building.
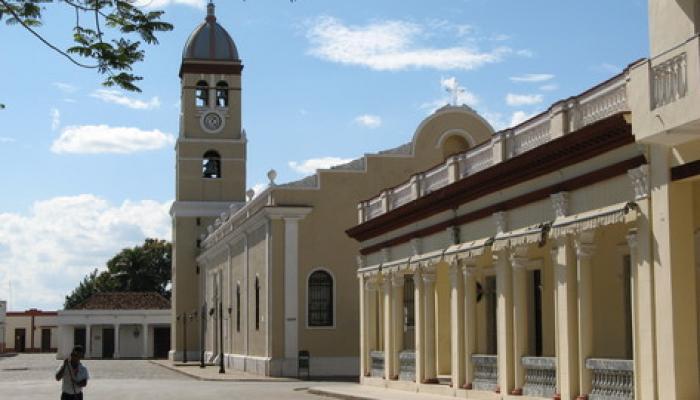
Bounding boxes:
[57,293,171,360]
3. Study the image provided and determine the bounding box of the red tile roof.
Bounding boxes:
[73,292,171,311]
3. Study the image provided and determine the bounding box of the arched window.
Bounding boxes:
[308,270,333,327]
[195,80,209,107]
[236,283,241,332]
[215,81,229,108]
[441,135,471,159]
[255,277,260,331]
[202,150,221,179]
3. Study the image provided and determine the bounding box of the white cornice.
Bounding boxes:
[170,201,244,218]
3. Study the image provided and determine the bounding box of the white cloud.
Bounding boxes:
[50,108,61,131]
[52,82,78,94]
[539,84,559,92]
[510,111,536,127]
[509,73,555,83]
[0,137,16,143]
[51,125,175,155]
[354,114,382,129]
[516,49,534,58]
[506,93,544,106]
[91,89,161,110]
[0,195,171,310]
[306,16,510,71]
[288,157,354,175]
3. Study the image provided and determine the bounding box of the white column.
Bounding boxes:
[463,265,477,389]
[283,217,301,375]
[413,270,425,384]
[495,250,514,394]
[392,273,404,380]
[422,267,438,383]
[450,262,466,389]
[114,324,120,359]
[552,238,579,400]
[359,275,368,378]
[575,237,595,399]
[628,226,657,400]
[511,253,528,395]
[85,324,92,359]
[649,144,699,399]
[142,323,149,359]
[382,273,394,380]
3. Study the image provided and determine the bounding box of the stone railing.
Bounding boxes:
[652,52,687,109]
[506,113,551,157]
[419,163,450,195]
[586,358,634,400]
[472,354,498,391]
[398,351,416,382]
[370,350,385,378]
[571,75,629,131]
[458,141,493,178]
[390,180,416,210]
[522,356,557,398]
[357,73,630,223]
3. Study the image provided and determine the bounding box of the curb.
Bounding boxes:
[148,360,297,382]
[307,388,377,400]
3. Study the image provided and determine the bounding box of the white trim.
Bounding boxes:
[435,128,476,149]
[305,267,337,330]
[170,201,242,218]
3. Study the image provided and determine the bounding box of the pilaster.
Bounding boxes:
[575,236,595,400]
[511,252,529,395]
[422,267,438,383]
[391,273,405,380]
[382,274,394,380]
[495,250,514,394]
[552,238,579,400]
[413,270,425,384]
[450,262,466,389]
[463,264,478,389]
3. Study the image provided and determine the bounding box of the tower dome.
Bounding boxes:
[182,2,239,61]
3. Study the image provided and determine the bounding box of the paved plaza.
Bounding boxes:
[0,354,343,400]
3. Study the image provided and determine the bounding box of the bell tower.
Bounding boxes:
[170,1,246,361]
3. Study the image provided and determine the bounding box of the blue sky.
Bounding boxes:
[0,0,648,310]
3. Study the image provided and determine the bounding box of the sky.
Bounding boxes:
[0,0,649,311]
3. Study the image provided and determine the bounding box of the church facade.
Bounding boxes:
[348,1,700,399]
[170,3,496,376]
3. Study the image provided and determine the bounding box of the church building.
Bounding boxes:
[170,3,495,376]
[348,1,700,399]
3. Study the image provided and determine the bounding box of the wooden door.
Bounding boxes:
[14,328,26,352]
[153,327,170,359]
[41,328,51,352]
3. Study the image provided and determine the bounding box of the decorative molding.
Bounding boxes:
[510,254,529,270]
[550,191,569,218]
[381,248,391,263]
[391,273,405,288]
[628,165,649,200]
[625,229,638,250]
[493,212,507,234]
[410,238,423,256]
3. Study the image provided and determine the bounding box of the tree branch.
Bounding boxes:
[0,0,99,69]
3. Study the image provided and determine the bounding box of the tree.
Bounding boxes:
[0,0,173,92]
[64,238,172,309]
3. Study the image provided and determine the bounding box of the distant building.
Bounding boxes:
[57,292,171,360]
[4,309,58,353]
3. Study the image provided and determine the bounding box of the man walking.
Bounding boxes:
[55,346,90,400]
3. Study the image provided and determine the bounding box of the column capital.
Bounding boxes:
[449,263,462,284]
[575,235,596,259]
[422,270,437,284]
[628,164,649,201]
[551,191,570,218]
[510,254,529,270]
[462,266,478,279]
[493,212,507,234]
[412,270,423,286]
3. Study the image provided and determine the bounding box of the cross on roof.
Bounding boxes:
[445,81,465,106]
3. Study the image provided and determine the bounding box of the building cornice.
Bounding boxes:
[347,113,635,242]
[170,201,243,218]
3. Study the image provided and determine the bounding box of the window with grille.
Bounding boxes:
[403,276,415,328]
[255,278,260,331]
[308,270,333,327]
[236,284,241,332]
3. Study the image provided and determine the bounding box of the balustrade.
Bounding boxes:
[420,164,450,195]
[652,52,687,109]
[522,356,557,398]
[458,142,493,178]
[586,358,634,400]
[370,350,385,378]
[507,115,551,157]
[398,350,416,381]
[471,354,498,391]
[390,181,415,210]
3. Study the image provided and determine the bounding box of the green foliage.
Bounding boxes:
[64,238,172,309]
[0,0,173,92]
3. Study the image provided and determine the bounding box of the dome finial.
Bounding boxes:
[206,1,216,22]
